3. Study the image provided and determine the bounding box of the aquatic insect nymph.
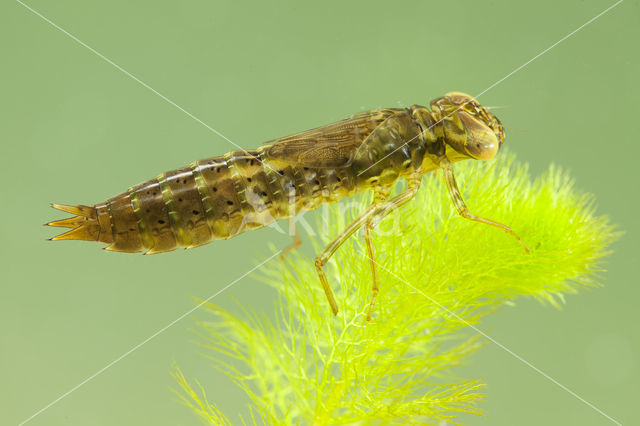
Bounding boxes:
[47,92,528,320]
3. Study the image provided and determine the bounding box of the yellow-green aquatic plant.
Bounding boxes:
[173,153,616,425]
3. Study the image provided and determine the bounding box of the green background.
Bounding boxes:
[2,0,638,424]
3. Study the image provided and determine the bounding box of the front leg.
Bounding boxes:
[441,163,530,253]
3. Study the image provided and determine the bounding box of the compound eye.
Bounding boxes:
[458,111,499,160]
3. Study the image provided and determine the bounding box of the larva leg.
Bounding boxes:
[315,178,421,317]
[279,217,302,260]
[363,186,392,321]
[364,178,422,320]
[315,205,381,316]
[442,165,530,253]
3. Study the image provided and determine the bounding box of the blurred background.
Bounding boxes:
[2,0,637,424]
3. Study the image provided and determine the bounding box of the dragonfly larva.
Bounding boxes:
[47,92,529,320]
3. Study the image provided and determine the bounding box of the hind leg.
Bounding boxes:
[280,217,302,260]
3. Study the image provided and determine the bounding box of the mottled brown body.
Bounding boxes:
[99,149,361,254]
[49,92,528,318]
[49,107,430,253]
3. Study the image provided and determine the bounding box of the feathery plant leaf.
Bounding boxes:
[173,152,617,425]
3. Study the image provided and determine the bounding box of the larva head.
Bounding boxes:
[430,92,505,161]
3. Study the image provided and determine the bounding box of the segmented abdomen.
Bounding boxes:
[87,148,359,254]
